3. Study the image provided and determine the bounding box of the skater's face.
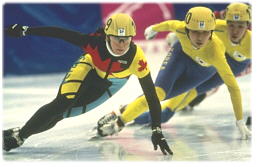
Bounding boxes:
[188,30,212,49]
[109,36,132,55]
[227,21,248,44]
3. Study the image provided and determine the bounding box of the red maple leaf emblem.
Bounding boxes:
[84,45,122,72]
[138,60,147,72]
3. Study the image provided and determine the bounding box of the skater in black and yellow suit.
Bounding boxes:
[4,13,172,155]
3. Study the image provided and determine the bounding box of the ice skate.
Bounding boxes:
[3,127,24,152]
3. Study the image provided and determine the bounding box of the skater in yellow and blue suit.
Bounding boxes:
[98,5,250,140]
[134,3,251,140]
[3,13,172,155]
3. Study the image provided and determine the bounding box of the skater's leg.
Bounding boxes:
[19,95,71,139]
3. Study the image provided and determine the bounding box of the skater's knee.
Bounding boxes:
[156,87,166,101]
[161,108,175,123]
[60,82,81,99]
[52,94,73,106]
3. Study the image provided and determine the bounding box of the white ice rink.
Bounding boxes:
[2,40,253,164]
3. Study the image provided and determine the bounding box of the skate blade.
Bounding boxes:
[88,135,103,141]
[87,126,103,141]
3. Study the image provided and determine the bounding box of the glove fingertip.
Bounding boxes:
[168,149,173,155]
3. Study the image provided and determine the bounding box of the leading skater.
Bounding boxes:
[97,6,250,140]
[134,2,252,137]
[3,13,172,155]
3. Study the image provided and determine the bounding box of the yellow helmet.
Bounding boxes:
[225,3,251,22]
[104,13,136,37]
[185,7,216,31]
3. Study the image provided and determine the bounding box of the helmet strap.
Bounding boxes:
[185,27,190,38]
[105,36,130,57]
[210,30,213,40]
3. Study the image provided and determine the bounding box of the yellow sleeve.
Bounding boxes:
[215,19,227,29]
[152,20,183,32]
[130,46,150,78]
[213,52,243,120]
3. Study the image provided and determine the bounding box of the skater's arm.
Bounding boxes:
[128,46,162,126]
[151,20,182,32]
[138,73,161,128]
[144,20,182,40]
[216,60,251,140]
[5,24,88,47]
[211,39,243,121]
[28,26,88,46]
[138,73,173,155]
[216,62,243,121]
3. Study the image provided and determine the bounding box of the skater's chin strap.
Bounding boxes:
[105,40,129,57]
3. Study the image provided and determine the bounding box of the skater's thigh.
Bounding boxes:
[63,78,128,118]
[155,41,186,95]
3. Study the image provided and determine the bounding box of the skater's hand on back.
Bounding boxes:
[5,24,29,37]
[151,126,173,155]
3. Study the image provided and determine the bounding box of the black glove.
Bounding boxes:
[5,24,29,37]
[151,126,173,155]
